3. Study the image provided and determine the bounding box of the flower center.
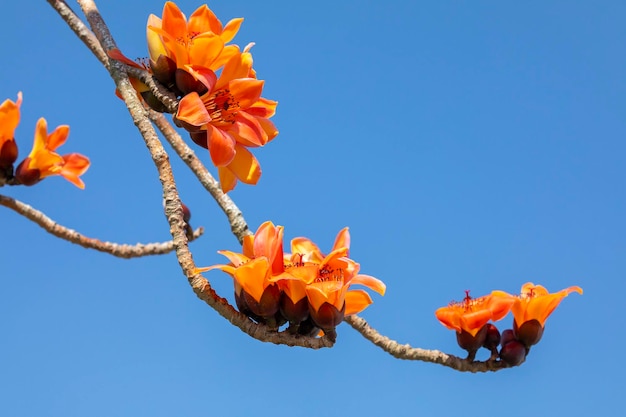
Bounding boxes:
[315,265,344,283]
[203,89,238,125]
[452,290,486,312]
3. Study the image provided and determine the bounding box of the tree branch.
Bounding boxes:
[75,0,332,349]
[344,315,508,372]
[0,194,204,259]
[149,110,252,244]
[46,0,108,67]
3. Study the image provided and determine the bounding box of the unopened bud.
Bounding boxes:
[500,340,527,366]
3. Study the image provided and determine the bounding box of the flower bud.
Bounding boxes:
[482,323,501,351]
[500,329,516,347]
[500,340,527,366]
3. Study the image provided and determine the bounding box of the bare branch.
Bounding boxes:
[0,194,204,258]
[46,0,108,67]
[149,110,252,244]
[75,0,332,349]
[344,315,508,372]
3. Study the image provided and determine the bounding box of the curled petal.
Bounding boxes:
[216,249,251,267]
[345,289,374,316]
[60,153,90,189]
[435,307,462,333]
[350,274,386,296]
[195,264,236,276]
[177,92,211,126]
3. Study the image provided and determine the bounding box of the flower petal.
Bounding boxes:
[291,237,324,264]
[234,257,270,303]
[332,227,350,253]
[228,78,264,109]
[349,274,386,296]
[217,165,237,193]
[177,92,211,126]
[207,125,236,166]
[221,17,244,43]
[345,289,374,316]
[47,125,69,151]
[161,1,187,40]
[60,153,90,189]
[216,249,251,266]
[188,32,224,68]
[224,145,261,185]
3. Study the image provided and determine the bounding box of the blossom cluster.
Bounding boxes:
[198,221,386,335]
[111,2,277,193]
[0,92,89,188]
[435,283,583,365]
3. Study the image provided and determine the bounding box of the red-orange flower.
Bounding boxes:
[435,290,517,336]
[0,92,22,169]
[146,1,242,93]
[197,221,284,318]
[14,118,90,188]
[109,2,244,107]
[512,282,583,328]
[176,46,278,192]
[277,228,386,330]
[147,2,241,72]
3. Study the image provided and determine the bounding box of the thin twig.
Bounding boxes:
[149,110,251,244]
[75,0,332,349]
[46,0,108,67]
[344,315,508,372]
[0,194,204,259]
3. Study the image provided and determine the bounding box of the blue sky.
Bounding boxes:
[1,1,624,416]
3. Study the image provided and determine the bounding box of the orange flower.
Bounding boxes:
[14,118,90,188]
[176,46,278,192]
[0,92,22,169]
[148,2,241,69]
[277,228,386,330]
[435,290,517,336]
[146,2,242,90]
[512,282,583,328]
[197,221,284,318]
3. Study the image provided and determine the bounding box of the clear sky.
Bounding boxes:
[1,1,624,416]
